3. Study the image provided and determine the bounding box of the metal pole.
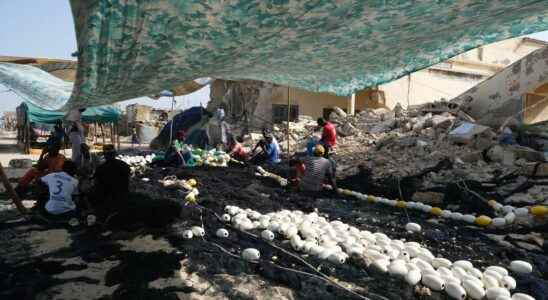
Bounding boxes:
[287,87,291,177]
[407,74,411,108]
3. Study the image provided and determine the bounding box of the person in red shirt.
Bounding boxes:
[317,118,336,158]
[228,136,248,161]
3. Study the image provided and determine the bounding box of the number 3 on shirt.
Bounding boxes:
[53,180,63,195]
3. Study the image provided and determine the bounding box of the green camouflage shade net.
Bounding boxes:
[69,0,548,106]
[7,1,548,109]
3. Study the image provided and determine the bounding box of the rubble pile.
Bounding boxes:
[269,101,547,209]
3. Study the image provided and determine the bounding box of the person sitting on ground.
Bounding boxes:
[251,134,280,165]
[90,144,131,218]
[36,160,80,219]
[228,136,248,161]
[296,144,337,193]
[252,128,280,154]
[317,117,336,158]
[15,143,66,197]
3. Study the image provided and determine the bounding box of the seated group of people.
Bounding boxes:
[16,142,131,223]
[224,117,338,194]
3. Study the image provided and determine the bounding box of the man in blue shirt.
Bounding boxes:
[251,134,280,165]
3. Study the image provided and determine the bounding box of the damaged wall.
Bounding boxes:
[453,46,548,126]
[209,79,359,126]
[378,37,547,110]
[208,79,278,129]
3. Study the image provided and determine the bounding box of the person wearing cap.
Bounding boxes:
[317,117,336,158]
[297,144,337,194]
[91,144,131,217]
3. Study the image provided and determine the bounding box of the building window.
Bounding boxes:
[272,104,299,123]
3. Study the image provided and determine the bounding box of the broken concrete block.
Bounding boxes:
[487,145,516,166]
[370,119,396,134]
[331,106,347,118]
[521,162,548,177]
[449,122,492,144]
[416,140,429,147]
[472,136,496,150]
[460,151,484,163]
[412,191,444,205]
[510,145,546,162]
[337,122,358,137]
[429,114,455,129]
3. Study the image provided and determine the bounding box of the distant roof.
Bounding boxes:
[521,37,548,46]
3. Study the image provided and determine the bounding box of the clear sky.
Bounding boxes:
[1,1,548,114]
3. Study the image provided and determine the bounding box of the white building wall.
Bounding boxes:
[380,69,484,109]
[378,37,546,109]
[453,46,548,126]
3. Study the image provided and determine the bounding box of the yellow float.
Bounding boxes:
[475,215,492,226]
[530,205,548,217]
[430,207,443,216]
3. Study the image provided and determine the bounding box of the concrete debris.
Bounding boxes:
[263,101,548,214]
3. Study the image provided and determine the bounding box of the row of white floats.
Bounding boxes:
[197,205,536,300]
[254,167,547,229]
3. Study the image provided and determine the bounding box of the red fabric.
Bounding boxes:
[321,122,337,147]
[17,154,65,187]
[296,163,305,176]
[176,129,187,140]
[230,143,248,161]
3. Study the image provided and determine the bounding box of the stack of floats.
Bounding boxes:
[255,167,547,229]
[207,205,536,300]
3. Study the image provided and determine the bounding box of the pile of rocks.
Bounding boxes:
[269,101,547,209]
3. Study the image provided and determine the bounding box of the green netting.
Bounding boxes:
[69,0,548,107]
[21,101,120,125]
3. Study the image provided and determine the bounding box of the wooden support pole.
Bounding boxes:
[116,125,121,150]
[100,123,105,145]
[287,87,291,179]
[110,124,114,144]
[0,162,27,214]
[348,93,356,115]
[93,122,97,144]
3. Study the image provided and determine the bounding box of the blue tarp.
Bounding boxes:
[154,107,210,147]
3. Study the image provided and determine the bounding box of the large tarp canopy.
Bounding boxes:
[0,63,73,110]
[0,61,210,110]
[19,101,120,125]
[3,1,548,110]
[68,0,548,107]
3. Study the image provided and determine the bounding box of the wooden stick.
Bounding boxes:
[100,123,105,145]
[116,125,121,150]
[110,124,114,144]
[0,162,27,214]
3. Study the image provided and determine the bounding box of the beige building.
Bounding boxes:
[380,37,548,110]
[210,37,547,125]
